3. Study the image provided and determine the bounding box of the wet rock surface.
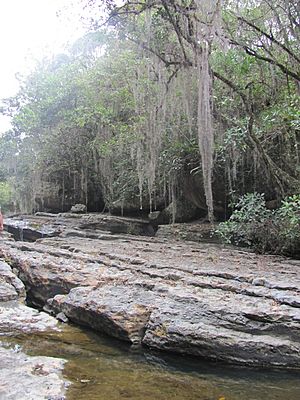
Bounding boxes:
[1,214,300,368]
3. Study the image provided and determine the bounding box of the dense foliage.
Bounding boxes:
[0,0,299,253]
[216,193,300,256]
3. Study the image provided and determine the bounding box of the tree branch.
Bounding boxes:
[125,35,186,67]
[234,14,300,65]
[230,39,300,82]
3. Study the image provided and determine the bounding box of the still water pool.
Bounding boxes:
[2,324,300,400]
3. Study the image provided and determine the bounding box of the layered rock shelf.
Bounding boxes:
[0,257,68,399]
[1,214,300,369]
[0,259,60,334]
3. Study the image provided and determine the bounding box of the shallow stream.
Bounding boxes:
[2,323,300,400]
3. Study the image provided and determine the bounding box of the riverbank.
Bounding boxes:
[1,213,300,369]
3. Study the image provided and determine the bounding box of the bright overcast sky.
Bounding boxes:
[0,0,86,134]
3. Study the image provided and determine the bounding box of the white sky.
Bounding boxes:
[0,0,86,134]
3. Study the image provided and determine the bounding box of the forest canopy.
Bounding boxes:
[0,0,299,228]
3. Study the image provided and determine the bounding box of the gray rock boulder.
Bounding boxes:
[70,204,87,214]
[158,198,200,224]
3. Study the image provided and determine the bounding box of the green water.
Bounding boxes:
[2,324,300,400]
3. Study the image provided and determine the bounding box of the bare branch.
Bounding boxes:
[234,13,300,65]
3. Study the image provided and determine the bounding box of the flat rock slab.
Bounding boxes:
[50,284,157,343]
[4,217,61,241]
[1,226,300,368]
[0,346,68,400]
[4,212,155,239]
[143,295,300,368]
[48,281,300,368]
[78,214,155,236]
[0,301,60,335]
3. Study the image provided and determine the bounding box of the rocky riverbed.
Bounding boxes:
[0,255,69,399]
[1,213,300,370]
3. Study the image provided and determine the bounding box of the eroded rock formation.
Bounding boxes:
[1,214,300,369]
[0,258,68,399]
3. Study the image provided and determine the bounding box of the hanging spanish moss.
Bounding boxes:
[131,29,167,212]
[196,43,214,221]
[194,0,224,222]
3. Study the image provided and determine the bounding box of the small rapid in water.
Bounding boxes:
[2,323,300,400]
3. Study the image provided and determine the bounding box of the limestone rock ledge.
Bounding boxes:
[0,260,60,334]
[1,234,300,369]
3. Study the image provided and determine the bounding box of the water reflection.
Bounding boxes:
[2,325,300,400]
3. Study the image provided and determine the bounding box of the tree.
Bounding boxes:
[80,0,299,217]
[1,0,299,222]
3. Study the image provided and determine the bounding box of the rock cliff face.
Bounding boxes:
[1,215,300,369]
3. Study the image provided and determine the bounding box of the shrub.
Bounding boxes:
[276,195,300,255]
[216,193,300,256]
